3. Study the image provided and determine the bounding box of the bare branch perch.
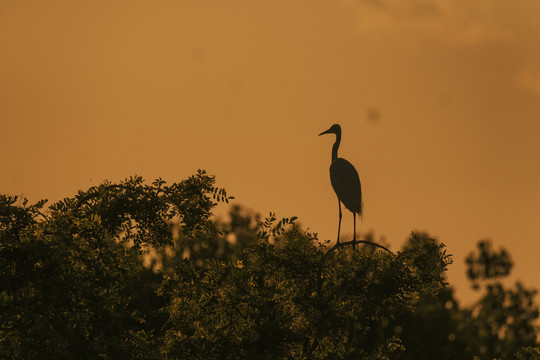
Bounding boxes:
[322,239,393,262]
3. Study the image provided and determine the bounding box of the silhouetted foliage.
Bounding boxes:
[158,226,450,359]
[381,239,539,360]
[0,170,227,359]
[462,242,538,360]
[514,347,540,360]
[0,171,538,359]
[466,240,513,290]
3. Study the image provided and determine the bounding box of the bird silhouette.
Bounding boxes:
[319,124,363,245]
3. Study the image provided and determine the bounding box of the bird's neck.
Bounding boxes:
[331,133,341,162]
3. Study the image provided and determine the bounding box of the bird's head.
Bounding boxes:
[319,124,341,137]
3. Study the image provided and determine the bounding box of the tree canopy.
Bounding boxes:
[1,171,538,359]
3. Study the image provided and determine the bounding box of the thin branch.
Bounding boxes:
[322,239,393,262]
[306,239,395,356]
[317,239,394,293]
[35,209,50,222]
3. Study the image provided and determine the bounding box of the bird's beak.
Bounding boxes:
[319,128,332,136]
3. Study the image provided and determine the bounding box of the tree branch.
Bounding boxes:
[317,239,394,294]
[322,239,393,262]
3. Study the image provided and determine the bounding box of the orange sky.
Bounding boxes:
[2,0,540,305]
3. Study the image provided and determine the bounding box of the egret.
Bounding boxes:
[319,124,363,244]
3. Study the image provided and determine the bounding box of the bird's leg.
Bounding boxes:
[353,213,357,249]
[337,199,342,245]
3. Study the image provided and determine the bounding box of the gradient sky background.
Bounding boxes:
[2,0,540,305]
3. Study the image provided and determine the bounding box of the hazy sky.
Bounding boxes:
[2,0,539,304]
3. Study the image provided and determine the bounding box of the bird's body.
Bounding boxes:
[319,124,362,244]
[329,158,362,215]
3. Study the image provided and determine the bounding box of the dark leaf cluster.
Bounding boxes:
[466,240,513,289]
[1,172,538,359]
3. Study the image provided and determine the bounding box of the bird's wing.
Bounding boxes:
[330,158,363,215]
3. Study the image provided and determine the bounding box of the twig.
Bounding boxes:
[317,239,393,293]
[322,239,393,262]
